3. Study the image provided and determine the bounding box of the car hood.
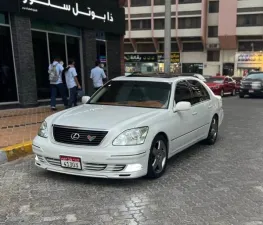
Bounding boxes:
[206,82,221,87]
[50,104,165,130]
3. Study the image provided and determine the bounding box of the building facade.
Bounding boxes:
[124,0,263,76]
[0,0,125,108]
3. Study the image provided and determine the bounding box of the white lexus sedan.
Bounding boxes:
[33,75,224,179]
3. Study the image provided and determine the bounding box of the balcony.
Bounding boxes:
[130,30,152,38]
[236,26,263,36]
[177,28,202,37]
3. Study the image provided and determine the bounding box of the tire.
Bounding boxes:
[220,89,224,97]
[204,116,218,145]
[147,135,168,179]
[239,93,244,98]
[231,89,236,96]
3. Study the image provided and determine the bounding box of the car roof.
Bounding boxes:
[113,73,200,83]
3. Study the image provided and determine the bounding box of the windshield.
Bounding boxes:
[246,73,263,80]
[88,81,171,109]
[206,77,224,84]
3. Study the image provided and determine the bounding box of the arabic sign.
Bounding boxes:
[124,54,158,63]
[157,52,180,63]
[236,52,263,64]
[19,0,125,35]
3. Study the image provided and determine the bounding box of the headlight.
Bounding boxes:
[113,127,149,146]
[38,121,48,138]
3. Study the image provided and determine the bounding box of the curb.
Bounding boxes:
[0,141,33,165]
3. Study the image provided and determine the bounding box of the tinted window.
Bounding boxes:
[89,81,171,109]
[187,80,210,103]
[175,81,192,104]
[206,77,224,83]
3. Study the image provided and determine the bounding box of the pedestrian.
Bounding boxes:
[48,57,68,110]
[64,60,81,108]
[90,60,107,92]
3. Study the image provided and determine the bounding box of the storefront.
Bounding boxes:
[157,52,181,73]
[124,54,158,73]
[0,0,125,107]
[182,63,203,75]
[235,52,263,77]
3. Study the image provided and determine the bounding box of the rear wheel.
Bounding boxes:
[147,135,168,179]
[204,116,218,145]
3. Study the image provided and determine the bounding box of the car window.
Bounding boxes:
[89,80,171,109]
[187,79,210,104]
[174,81,192,104]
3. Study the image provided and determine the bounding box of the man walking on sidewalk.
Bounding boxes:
[90,60,107,92]
[48,57,68,110]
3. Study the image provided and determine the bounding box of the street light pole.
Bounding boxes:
[164,0,171,74]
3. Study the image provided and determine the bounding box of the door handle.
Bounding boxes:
[192,112,198,116]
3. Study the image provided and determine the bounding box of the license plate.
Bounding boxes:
[249,90,254,93]
[60,156,82,170]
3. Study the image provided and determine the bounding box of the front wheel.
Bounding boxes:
[204,116,218,145]
[147,135,168,179]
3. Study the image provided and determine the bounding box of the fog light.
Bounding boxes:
[125,164,143,172]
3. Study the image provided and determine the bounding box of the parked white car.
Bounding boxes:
[33,75,224,179]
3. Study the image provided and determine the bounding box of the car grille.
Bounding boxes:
[43,157,126,172]
[53,125,108,146]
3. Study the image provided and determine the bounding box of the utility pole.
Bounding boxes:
[164,0,171,74]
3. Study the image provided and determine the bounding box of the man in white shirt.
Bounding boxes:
[48,57,68,110]
[90,61,107,92]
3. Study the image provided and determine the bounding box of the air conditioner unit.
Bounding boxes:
[207,44,220,49]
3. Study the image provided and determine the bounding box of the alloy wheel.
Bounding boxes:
[209,118,218,142]
[220,90,224,97]
[152,140,167,174]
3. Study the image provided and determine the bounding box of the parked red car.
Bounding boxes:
[205,76,236,97]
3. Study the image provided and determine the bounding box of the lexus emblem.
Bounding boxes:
[71,133,80,140]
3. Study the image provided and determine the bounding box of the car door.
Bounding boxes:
[170,80,195,153]
[187,79,212,140]
[228,77,236,92]
[223,77,231,93]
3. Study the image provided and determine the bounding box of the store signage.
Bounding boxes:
[157,52,180,63]
[124,54,158,63]
[237,52,263,64]
[19,0,125,35]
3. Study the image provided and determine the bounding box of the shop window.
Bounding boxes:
[67,36,82,85]
[179,0,201,3]
[182,42,203,52]
[182,63,203,74]
[0,13,9,24]
[207,50,220,62]
[178,17,201,29]
[32,31,50,99]
[31,19,81,36]
[131,19,151,30]
[130,0,151,7]
[209,1,219,13]
[237,14,263,27]
[223,63,234,76]
[208,26,218,38]
[0,26,17,102]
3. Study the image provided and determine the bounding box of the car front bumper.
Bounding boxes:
[33,136,149,179]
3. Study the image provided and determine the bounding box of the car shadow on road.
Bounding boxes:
[35,136,222,187]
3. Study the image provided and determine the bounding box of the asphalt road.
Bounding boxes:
[1,96,263,225]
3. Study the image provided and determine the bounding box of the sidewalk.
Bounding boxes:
[0,106,63,148]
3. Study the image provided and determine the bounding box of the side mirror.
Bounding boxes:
[173,101,191,112]
[82,96,90,104]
